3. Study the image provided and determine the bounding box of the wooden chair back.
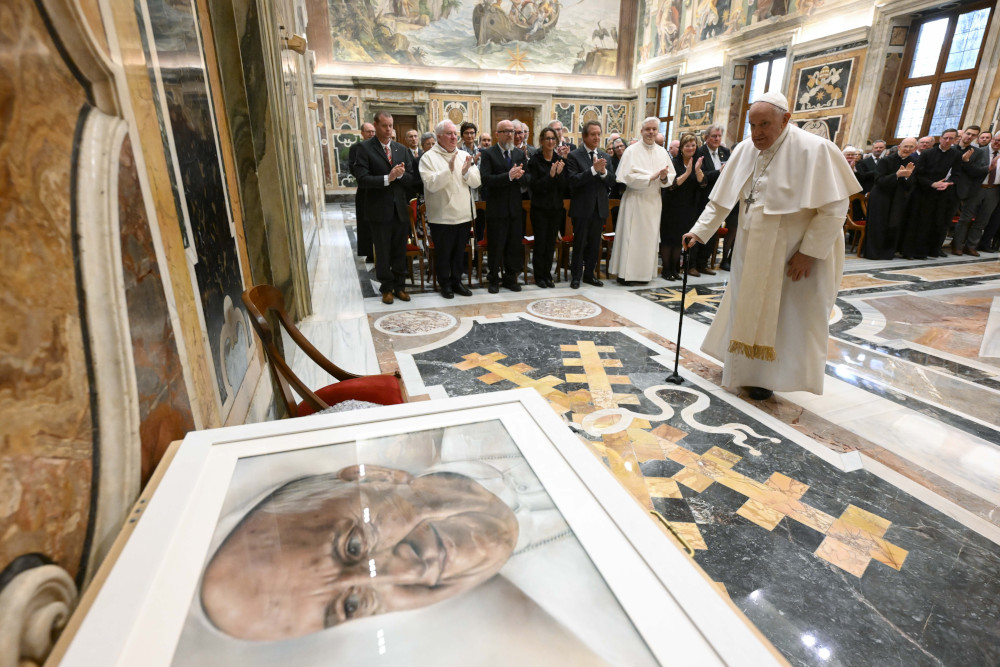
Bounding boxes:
[242,285,362,416]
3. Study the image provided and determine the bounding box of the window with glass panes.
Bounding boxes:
[888,3,993,141]
[656,80,676,141]
[740,53,787,140]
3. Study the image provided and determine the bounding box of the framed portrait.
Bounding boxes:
[56,390,779,666]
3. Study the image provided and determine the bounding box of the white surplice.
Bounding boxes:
[609,141,674,280]
[689,124,860,394]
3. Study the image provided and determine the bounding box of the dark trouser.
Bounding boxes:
[570,215,602,279]
[531,206,561,282]
[980,190,1000,250]
[429,221,470,287]
[929,190,958,255]
[356,197,373,259]
[372,215,408,294]
[695,233,717,270]
[487,215,523,284]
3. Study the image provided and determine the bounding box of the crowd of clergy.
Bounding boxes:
[843,126,1000,261]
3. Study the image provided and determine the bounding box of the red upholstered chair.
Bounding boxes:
[598,198,620,279]
[844,192,867,257]
[242,285,405,418]
[475,201,489,284]
[521,200,534,284]
[407,199,426,289]
[555,199,574,281]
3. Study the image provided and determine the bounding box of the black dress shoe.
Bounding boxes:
[616,277,626,285]
[570,279,581,289]
[488,282,500,294]
[623,280,646,286]
[453,282,473,297]
[505,281,522,292]
[746,386,773,400]
[582,275,603,286]
[545,279,556,288]
[534,280,548,288]
[719,259,731,271]
[441,286,455,299]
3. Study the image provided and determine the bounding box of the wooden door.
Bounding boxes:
[391,114,418,147]
[490,106,535,147]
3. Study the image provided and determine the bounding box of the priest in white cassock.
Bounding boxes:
[682,93,860,400]
[609,117,675,285]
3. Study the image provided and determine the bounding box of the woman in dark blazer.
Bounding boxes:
[528,127,567,287]
[660,133,707,279]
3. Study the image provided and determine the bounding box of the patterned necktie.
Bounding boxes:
[990,150,998,185]
[384,144,392,165]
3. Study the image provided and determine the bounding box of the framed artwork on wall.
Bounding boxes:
[53,390,779,666]
[793,57,855,112]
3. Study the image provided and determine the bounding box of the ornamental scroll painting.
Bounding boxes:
[793,116,842,144]
[794,58,854,112]
[171,421,656,666]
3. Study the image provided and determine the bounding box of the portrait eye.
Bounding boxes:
[346,529,363,559]
[344,593,360,619]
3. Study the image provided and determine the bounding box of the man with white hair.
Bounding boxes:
[610,117,675,285]
[420,120,481,298]
[683,93,860,400]
[548,119,575,158]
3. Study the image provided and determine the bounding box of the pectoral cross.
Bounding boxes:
[744,192,757,213]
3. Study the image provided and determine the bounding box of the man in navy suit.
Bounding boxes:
[348,122,376,262]
[565,121,616,288]
[479,119,527,293]
[353,111,417,304]
[695,124,735,272]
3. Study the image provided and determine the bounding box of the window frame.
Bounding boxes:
[655,79,676,141]
[886,1,994,142]
[738,51,787,142]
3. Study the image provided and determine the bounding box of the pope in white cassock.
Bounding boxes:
[610,117,675,283]
[683,93,861,400]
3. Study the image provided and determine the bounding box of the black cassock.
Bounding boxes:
[863,153,917,260]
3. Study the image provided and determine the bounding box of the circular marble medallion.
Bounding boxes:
[526,298,602,321]
[374,310,457,336]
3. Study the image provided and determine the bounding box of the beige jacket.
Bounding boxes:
[419,143,481,225]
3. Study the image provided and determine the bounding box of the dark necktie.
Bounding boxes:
[589,150,595,162]
[504,150,511,167]
[990,150,998,185]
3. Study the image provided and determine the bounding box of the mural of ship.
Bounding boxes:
[473,0,560,45]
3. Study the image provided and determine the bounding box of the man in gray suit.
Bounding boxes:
[951,125,991,255]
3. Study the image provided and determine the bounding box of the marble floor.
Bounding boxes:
[295,204,1000,666]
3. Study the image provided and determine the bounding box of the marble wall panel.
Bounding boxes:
[727,81,745,145]
[0,0,95,579]
[117,136,196,486]
[552,97,636,144]
[787,46,866,149]
[317,96,333,187]
[871,52,903,143]
[136,0,252,409]
[677,79,720,136]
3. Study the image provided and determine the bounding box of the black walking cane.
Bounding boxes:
[666,246,690,385]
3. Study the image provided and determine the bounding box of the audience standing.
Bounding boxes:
[661,133,707,280]
[349,121,377,262]
[353,111,416,304]
[951,125,991,255]
[527,127,567,288]
[479,119,527,293]
[863,137,917,260]
[610,117,674,285]
[566,121,616,288]
[419,120,480,299]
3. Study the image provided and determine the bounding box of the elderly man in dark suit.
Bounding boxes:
[695,124,734,272]
[479,118,527,293]
[565,120,616,288]
[349,122,376,262]
[855,139,886,194]
[353,111,417,304]
[951,125,991,255]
